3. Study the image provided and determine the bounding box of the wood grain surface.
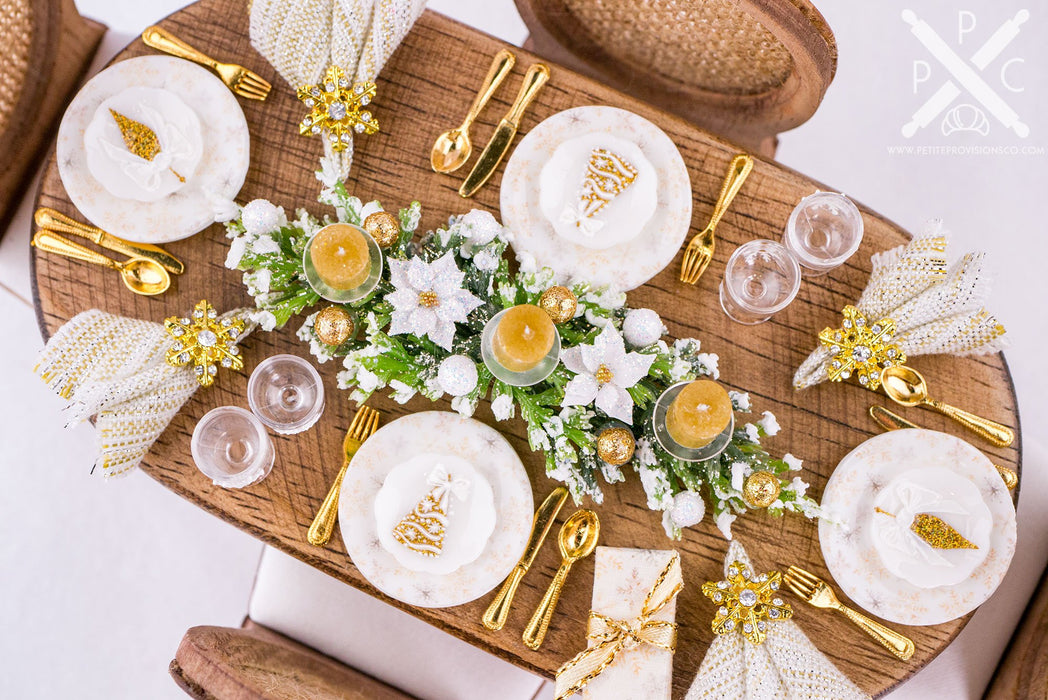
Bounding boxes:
[30,3,1022,698]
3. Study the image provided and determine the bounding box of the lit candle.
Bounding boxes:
[666,379,732,449]
[492,304,557,372]
[310,224,371,290]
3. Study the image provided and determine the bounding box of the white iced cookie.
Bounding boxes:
[84,86,203,202]
[871,466,991,589]
[539,133,657,250]
[374,453,496,575]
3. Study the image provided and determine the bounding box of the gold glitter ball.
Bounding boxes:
[314,305,355,346]
[742,471,781,509]
[363,211,400,248]
[538,285,577,324]
[597,427,635,466]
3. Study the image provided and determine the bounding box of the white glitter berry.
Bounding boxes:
[437,355,479,397]
[669,490,706,527]
[241,199,285,237]
[622,308,664,348]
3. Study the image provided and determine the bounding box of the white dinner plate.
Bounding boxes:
[339,411,534,608]
[819,429,1016,626]
[500,105,692,291]
[57,56,250,243]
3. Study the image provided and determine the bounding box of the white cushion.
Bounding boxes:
[248,546,553,700]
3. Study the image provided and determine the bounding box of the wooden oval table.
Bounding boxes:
[31,3,1022,698]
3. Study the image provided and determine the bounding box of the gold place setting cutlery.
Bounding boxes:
[31,208,184,296]
[307,405,381,546]
[869,405,1018,489]
[142,25,272,101]
[430,48,550,198]
[784,564,915,661]
[481,489,599,652]
[680,153,754,285]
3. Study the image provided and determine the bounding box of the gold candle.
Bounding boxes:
[492,304,557,372]
[309,224,371,290]
[666,379,732,449]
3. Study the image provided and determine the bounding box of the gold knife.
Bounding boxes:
[459,63,550,198]
[482,485,568,630]
[34,208,185,275]
[869,405,1018,490]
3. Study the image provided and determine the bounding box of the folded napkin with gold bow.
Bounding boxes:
[555,547,682,700]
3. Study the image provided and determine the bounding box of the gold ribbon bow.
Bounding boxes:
[554,553,682,700]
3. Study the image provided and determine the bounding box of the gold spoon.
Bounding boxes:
[522,509,599,650]
[430,49,516,173]
[32,230,171,296]
[880,365,1014,447]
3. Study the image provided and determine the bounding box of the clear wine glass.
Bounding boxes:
[247,354,325,434]
[783,191,864,276]
[719,240,802,325]
[191,406,275,488]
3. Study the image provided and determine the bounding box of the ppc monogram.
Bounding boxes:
[903,9,1029,139]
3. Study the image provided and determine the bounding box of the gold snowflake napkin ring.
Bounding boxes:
[165,300,246,387]
[818,305,905,390]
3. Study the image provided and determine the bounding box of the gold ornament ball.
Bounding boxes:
[363,211,400,248]
[597,427,635,466]
[538,285,578,324]
[314,306,355,346]
[743,471,782,509]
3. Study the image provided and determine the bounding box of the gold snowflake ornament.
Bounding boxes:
[297,65,379,152]
[701,560,792,645]
[818,305,906,391]
[164,300,245,387]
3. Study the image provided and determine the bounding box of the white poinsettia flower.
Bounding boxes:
[386,253,483,351]
[560,324,655,424]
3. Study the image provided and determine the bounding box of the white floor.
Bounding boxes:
[1,1,1044,699]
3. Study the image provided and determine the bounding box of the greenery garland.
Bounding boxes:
[224,182,820,538]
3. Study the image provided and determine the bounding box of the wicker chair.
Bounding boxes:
[171,547,553,700]
[513,0,837,156]
[0,0,104,237]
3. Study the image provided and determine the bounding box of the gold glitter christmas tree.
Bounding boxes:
[392,479,451,557]
[109,108,185,182]
[576,147,638,222]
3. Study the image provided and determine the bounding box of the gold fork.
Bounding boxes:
[307,405,380,546]
[142,26,272,101]
[680,153,754,284]
[784,565,915,660]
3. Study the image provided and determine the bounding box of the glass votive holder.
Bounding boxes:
[652,382,735,462]
[191,406,275,488]
[247,354,325,434]
[481,307,561,387]
[303,223,383,303]
[783,191,864,276]
[719,239,801,325]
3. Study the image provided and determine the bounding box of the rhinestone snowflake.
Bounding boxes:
[818,305,906,391]
[701,560,792,645]
[297,65,379,152]
[164,300,245,387]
